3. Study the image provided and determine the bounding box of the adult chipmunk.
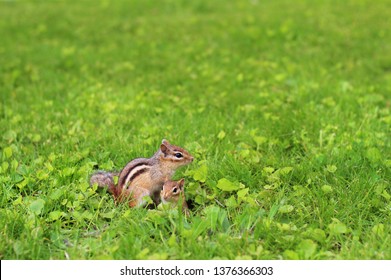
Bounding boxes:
[160,179,190,216]
[90,139,194,207]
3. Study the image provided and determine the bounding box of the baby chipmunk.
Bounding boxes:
[90,139,193,207]
[160,179,189,215]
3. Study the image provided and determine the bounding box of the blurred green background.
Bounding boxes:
[0,0,390,259]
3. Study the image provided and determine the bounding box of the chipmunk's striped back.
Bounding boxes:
[118,159,154,189]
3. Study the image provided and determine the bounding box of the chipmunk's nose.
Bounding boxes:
[190,156,194,162]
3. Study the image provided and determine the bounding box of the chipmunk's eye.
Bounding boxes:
[172,187,178,194]
[174,152,183,158]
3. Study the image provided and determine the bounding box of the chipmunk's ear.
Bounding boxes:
[161,139,171,155]
[178,178,185,189]
[160,142,169,155]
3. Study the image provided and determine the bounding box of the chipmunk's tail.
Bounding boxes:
[89,171,119,191]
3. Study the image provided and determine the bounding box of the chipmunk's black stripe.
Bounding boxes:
[119,162,149,186]
[127,167,149,183]
[129,167,149,182]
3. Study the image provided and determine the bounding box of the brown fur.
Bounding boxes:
[89,171,119,191]
[89,140,193,208]
[160,179,189,215]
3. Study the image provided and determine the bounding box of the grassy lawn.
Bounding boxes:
[0,0,390,260]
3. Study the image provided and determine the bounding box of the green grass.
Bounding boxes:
[0,0,390,260]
